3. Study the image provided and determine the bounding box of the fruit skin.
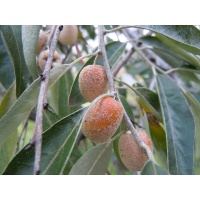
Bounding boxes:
[46,25,78,45]
[81,97,123,144]
[78,65,109,102]
[38,49,62,70]
[36,29,48,53]
[118,130,153,171]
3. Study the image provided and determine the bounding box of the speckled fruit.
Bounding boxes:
[78,65,109,102]
[38,49,62,70]
[58,25,78,45]
[36,29,48,53]
[118,130,153,171]
[82,97,123,144]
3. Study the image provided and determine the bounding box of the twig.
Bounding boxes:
[98,26,115,92]
[46,25,56,49]
[98,26,155,163]
[75,42,84,65]
[123,29,165,75]
[104,25,135,34]
[32,25,62,175]
[112,47,135,76]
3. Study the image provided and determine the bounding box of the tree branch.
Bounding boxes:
[97,25,155,163]
[112,47,135,76]
[104,25,135,34]
[32,25,62,175]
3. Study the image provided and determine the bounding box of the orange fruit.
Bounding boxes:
[78,65,109,102]
[82,97,123,143]
[118,130,153,171]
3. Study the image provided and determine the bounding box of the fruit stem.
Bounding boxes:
[98,26,115,93]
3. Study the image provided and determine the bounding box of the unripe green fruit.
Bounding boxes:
[81,97,123,144]
[78,65,109,102]
[36,29,48,53]
[118,130,153,171]
[38,49,61,70]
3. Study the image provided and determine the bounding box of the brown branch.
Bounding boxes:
[32,25,62,175]
[112,47,135,76]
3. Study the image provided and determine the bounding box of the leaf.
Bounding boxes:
[69,41,126,106]
[0,34,15,89]
[138,25,200,55]
[3,108,86,175]
[156,74,195,175]
[131,86,162,121]
[141,160,168,175]
[139,35,187,68]
[22,25,40,80]
[0,82,17,174]
[0,62,73,146]
[0,25,31,97]
[183,91,200,159]
[69,142,113,175]
[50,71,73,117]
[62,144,83,175]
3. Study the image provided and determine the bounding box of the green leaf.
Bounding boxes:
[50,71,73,117]
[138,25,200,55]
[0,34,15,89]
[183,91,200,160]
[132,86,162,121]
[22,25,40,80]
[141,160,168,175]
[139,35,187,68]
[69,142,113,175]
[156,74,195,175]
[0,62,73,146]
[69,41,126,106]
[62,144,83,174]
[0,25,31,97]
[0,82,17,174]
[3,108,86,175]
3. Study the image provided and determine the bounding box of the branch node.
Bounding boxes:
[36,170,40,175]
[59,25,63,31]
[40,74,46,81]
[43,102,49,110]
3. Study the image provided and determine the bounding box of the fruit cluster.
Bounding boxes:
[36,25,78,70]
[78,64,153,171]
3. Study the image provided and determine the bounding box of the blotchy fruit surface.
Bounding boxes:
[36,29,48,53]
[38,49,62,70]
[59,25,78,45]
[78,65,109,102]
[82,97,123,144]
[118,130,153,171]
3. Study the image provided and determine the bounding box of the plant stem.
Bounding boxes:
[33,25,62,175]
[112,47,135,76]
[104,26,135,34]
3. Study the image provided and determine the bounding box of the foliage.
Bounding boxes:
[0,25,199,175]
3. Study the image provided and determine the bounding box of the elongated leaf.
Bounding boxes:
[3,108,86,175]
[50,71,73,117]
[0,34,15,89]
[0,82,17,174]
[0,62,72,146]
[138,25,200,55]
[22,25,40,79]
[183,91,200,159]
[0,25,31,97]
[69,41,126,106]
[156,74,195,175]
[141,160,168,175]
[69,142,113,175]
[43,110,60,131]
